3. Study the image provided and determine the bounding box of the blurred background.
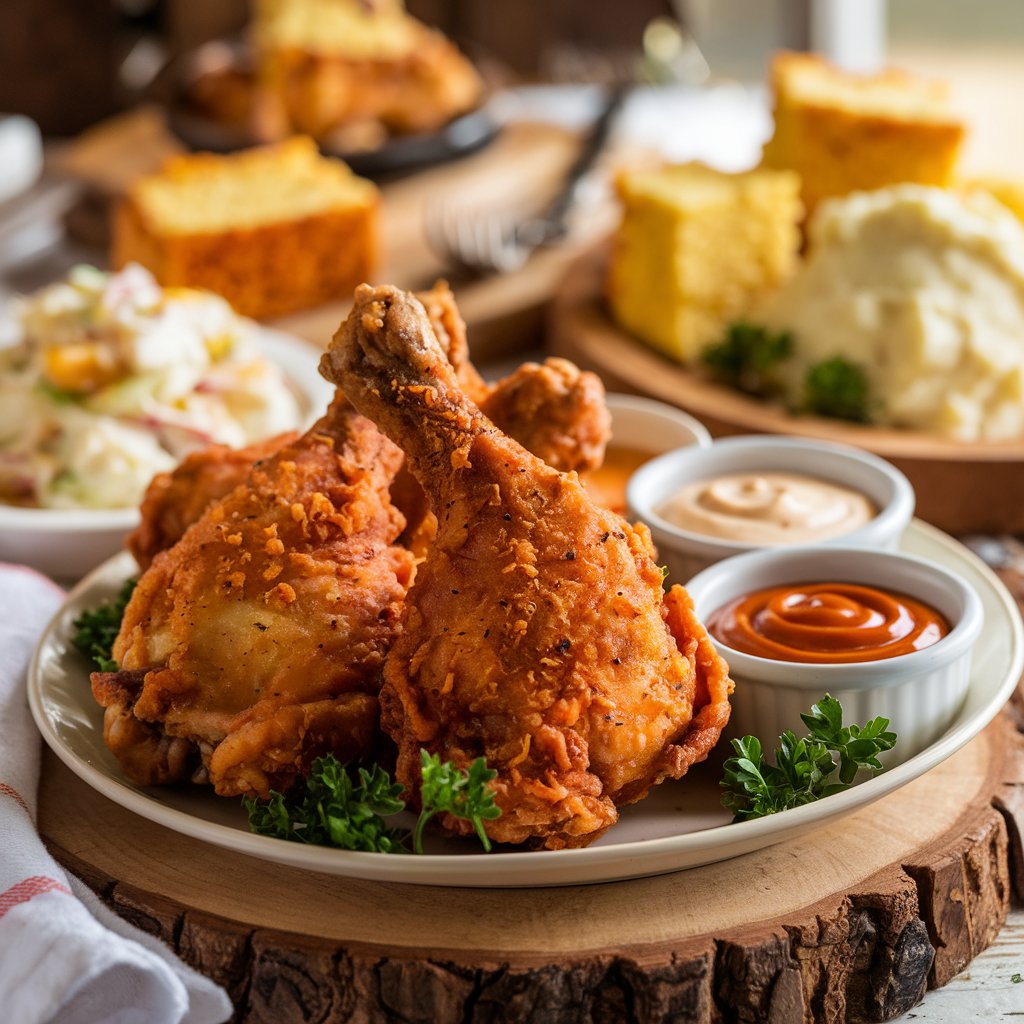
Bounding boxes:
[2,0,1022,342]
[4,0,1021,135]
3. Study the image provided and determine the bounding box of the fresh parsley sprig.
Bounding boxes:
[721,695,897,821]
[702,322,793,397]
[414,750,501,854]
[245,751,502,855]
[71,577,137,671]
[802,357,872,422]
[245,757,407,853]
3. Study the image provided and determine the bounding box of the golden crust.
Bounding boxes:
[762,51,966,212]
[112,141,379,320]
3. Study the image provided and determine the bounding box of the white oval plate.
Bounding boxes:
[29,520,1023,887]
[0,326,333,581]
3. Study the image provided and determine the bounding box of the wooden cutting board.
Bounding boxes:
[38,703,1024,1023]
[548,245,1024,536]
[37,564,1024,1024]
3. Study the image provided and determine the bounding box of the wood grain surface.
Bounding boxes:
[38,572,1024,1023]
[547,246,1024,536]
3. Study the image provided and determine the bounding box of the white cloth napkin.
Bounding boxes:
[0,563,232,1024]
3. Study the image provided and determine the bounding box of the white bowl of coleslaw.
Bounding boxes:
[0,265,332,581]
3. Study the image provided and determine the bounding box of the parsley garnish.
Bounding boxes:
[414,750,501,854]
[721,694,897,821]
[245,758,407,853]
[71,578,137,671]
[702,321,793,397]
[245,751,502,855]
[803,357,872,422]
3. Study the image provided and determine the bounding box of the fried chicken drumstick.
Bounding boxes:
[321,285,733,850]
[93,393,414,797]
[126,283,610,567]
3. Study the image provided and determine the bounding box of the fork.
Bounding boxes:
[424,82,629,277]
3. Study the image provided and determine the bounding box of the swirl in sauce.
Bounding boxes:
[706,582,949,663]
[657,472,875,544]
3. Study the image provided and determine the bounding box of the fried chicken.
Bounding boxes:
[127,432,297,570]
[93,393,414,797]
[480,357,610,475]
[420,282,611,472]
[321,285,733,850]
[127,283,610,566]
[393,283,611,555]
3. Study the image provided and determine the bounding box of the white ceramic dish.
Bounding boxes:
[0,327,333,582]
[605,393,711,452]
[626,435,916,582]
[29,520,1022,888]
[686,546,984,760]
[584,394,710,513]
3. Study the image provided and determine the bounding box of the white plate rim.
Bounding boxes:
[29,519,1024,888]
[0,324,333,530]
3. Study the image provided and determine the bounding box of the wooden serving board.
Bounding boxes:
[38,642,1024,1022]
[547,246,1024,536]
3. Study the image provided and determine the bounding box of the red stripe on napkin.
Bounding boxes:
[0,876,72,919]
[0,782,30,816]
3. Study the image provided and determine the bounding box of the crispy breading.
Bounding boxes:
[94,393,414,797]
[129,283,610,565]
[321,285,733,850]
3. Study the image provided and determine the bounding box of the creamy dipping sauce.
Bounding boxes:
[583,445,656,514]
[656,472,875,544]
[707,582,950,663]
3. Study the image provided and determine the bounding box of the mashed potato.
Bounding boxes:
[761,184,1024,441]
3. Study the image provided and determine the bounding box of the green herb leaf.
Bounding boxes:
[414,750,501,854]
[802,357,871,422]
[35,380,80,406]
[72,578,137,671]
[702,322,793,397]
[245,751,502,856]
[1012,972,1022,984]
[720,694,897,821]
[244,754,407,854]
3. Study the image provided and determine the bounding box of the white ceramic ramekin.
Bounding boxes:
[687,545,984,761]
[605,393,711,453]
[626,435,915,582]
[584,395,710,513]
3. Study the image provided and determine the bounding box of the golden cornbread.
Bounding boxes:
[113,138,378,320]
[607,163,802,363]
[762,52,966,213]
[251,0,482,140]
[252,0,416,60]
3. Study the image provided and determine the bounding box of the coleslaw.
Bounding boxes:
[0,264,303,509]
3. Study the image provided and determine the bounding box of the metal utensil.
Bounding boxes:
[425,82,628,276]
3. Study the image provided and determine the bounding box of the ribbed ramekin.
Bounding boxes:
[686,545,983,761]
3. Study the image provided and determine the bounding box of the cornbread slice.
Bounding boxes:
[607,163,802,363]
[251,0,482,139]
[252,0,416,60]
[762,52,966,213]
[113,138,378,319]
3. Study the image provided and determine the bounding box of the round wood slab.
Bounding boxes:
[38,676,1024,1023]
[547,246,1024,536]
